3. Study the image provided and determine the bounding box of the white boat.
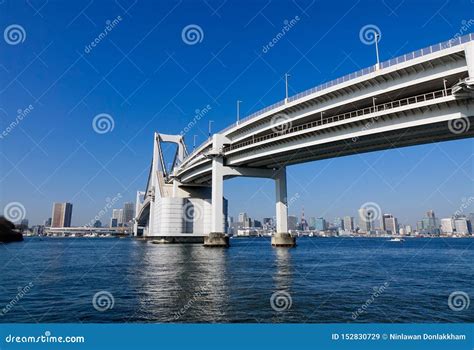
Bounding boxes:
[389,237,405,242]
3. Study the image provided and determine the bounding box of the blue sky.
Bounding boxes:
[1,0,473,227]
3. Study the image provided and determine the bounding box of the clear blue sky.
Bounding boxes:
[1,0,473,227]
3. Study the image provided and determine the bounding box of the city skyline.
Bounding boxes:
[1,1,473,227]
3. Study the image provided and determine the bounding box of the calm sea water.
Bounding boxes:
[0,237,472,323]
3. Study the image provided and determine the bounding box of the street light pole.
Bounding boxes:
[375,33,381,70]
[237,100,242,125]
[208,120,214,138]
[285,73,290,102]
[443,78,448,96]
[372,97,377,112]
[193,135,198,150]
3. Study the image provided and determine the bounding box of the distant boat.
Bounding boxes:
[389,237,405,242]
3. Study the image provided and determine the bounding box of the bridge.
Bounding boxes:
[134,33,474,247]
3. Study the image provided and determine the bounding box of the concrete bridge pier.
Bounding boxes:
[272,167,296,247]
[204,134,230,247]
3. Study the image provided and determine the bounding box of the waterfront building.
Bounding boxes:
[382,214,398,234]
[358,208,373,233]
[93,220,102,228]
[51,202,73,228]
[288,215,298,231]
[333,217,343,230]
[122,202,135,226]
[440,218,455,235]
[315,217,327,232]
[263,217,274,230]
[110,218,118,228]
[343,216,354,232]
[20,218,29,228]
[309,217,316,230]
[112,209,123,226]
[44,217,52,227]
[454,218,470,235]
[238,212,248,225]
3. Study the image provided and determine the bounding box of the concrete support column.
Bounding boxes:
[466,41,474,78]
[275,167,288,233]
[272,167,296,247]
[204,134,229,247]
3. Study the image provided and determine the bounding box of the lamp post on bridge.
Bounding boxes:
[285,73,290,103]
[443,78,448,96]
[236,100,242,125]
[208,120,214,139]
[193,135,198,151]
[375,33,381,70]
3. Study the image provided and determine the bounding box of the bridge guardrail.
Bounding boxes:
[184,33,473,162]
[225,88,454,152]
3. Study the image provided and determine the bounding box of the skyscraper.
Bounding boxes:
[112,209,123,226]
[454,218,469,235]
[238,212,248,225]
[122,202,135,225]
[440,218,454,235]
[343,216,354,232]
[382,214,398,234]
[315,217,326,232]
[358,208,373,233]
[51,202,73,228]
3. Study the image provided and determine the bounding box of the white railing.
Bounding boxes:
[225,88,453,152]
[183,33,473,162]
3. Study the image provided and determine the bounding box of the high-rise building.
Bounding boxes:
[112,209,123,226]
[358,208,373,233]
[315,217,327,231]
[20,218,29,228]
[454,218,469,235]
[122,202,135,225]
[263,217,274,230]
[238,212,248,225]
[382,214,398,234]
[44,217,52,227]
[110,218,118,228]
[288,216,298,231]
[309,217,316,230]
[333,217,343,230]
[51,202,73,228]
[440,218,455,235]
[300,207,309,231]
[343,216,354,232]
